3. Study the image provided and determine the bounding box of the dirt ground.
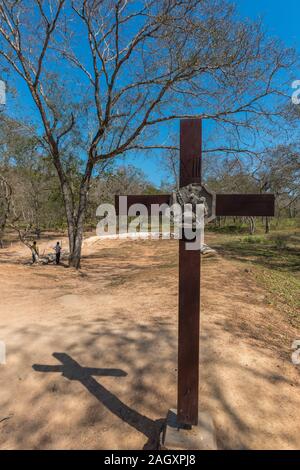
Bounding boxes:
[0,233,299,449]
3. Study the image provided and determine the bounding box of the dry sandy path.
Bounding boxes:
[0,236,299,449]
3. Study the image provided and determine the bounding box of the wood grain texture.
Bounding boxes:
[115,194,275,217]
[177,119,202,425]
[216,194,275,216]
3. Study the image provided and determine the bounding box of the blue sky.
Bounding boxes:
[3,0,300,187]
[238,0,299,50]
[127,0,300,185]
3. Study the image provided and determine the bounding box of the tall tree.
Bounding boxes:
[0,0,294,267]
[0,173,12,246]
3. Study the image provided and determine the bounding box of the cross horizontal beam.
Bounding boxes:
[216,193,275,217]
[115,194,170,214]
[115,193,275,217]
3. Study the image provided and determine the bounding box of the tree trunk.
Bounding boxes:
[0,176,12,248]
[64,203,84,270]
[248,216,256,235]
[68,227,83,269]
[66,160,93,269]
[0,223,5,248]
[0,215,9,248]
[67,201,86,269]
[69,231,82,269]
[265,216,270,234]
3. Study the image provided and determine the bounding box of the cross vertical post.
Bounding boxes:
[177,119,202,425]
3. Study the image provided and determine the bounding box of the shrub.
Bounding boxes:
[208,224,247,234]
[272,235,288,250]
[243,235,265,244]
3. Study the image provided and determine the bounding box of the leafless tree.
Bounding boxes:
[0,171,37,256]
[0,0,294,267]
[0,173,12,246]
[253,145,300,221]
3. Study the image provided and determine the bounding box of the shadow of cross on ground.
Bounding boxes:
[32,353,164,449]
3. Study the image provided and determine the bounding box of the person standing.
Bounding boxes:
[54,241,61,265]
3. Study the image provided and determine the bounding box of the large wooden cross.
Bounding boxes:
[115,119,274,426]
